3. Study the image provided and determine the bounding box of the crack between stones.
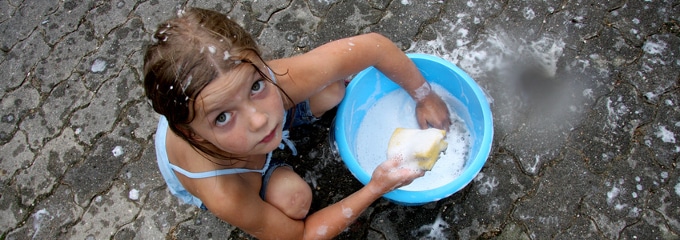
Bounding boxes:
[259,0,294,23]
[410,2,445,42]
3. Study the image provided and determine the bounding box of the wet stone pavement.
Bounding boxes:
[1,0,679,239]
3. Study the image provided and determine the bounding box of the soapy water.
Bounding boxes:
[356,84,471,191]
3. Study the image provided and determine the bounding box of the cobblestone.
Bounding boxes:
[1,0,678,239]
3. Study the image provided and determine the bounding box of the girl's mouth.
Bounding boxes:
[260,125,277,143]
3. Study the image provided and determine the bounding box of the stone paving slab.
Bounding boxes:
[1,0,678,239]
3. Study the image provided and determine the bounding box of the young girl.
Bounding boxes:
[143,8,451,239]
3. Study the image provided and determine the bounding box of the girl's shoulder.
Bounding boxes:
[165,131,265,212]
[165,130,213,172]
[164,129,263,186]
[165,130,263,173]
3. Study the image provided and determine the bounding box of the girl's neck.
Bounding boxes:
[206,152,267,170]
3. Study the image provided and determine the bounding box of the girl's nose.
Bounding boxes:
[248,107,268,131]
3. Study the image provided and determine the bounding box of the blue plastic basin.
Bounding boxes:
[334,53,493,205]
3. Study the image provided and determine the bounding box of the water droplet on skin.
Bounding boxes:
[316,225,328,236]
[342,205,354,218]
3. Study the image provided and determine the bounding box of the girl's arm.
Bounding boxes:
[301,157,423,239]
[200,157,422,240]
[270,33,452,130]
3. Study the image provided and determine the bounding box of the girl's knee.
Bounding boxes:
[328,80,346,105]
[264,167,312,219]
[310,80,346,117]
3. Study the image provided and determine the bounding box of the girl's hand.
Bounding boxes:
[368,156,425,195]
[416,91,452,130]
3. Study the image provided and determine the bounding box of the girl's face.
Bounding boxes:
[188,62,284,156]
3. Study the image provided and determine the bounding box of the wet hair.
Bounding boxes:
[143,8,290,162]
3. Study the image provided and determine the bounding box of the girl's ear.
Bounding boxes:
[189,131,206,142]
[177,125,205,142]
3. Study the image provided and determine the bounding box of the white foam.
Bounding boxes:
[530,37,565,77]
[523,7,536,20]
[32,209,51,238]
[91,59,107,73]
[413,82,431,101]
[112,146,124,157]
[582,89,594,98]
[341,206,353,218]
[129,189,139,200]
[615,203,627,210]
[645,92,658,101]
[416,213,450,239]
[316,225,328,236]
[675,181,680,197]
[183,76,193,92]
[605,96,628,128]
[643,40,667,55]
[355,84,471,191]
[474,172,499,195]
[656,126,676,143]
[606,185,620,204]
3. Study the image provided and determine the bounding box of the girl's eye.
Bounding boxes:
[251,80,265,94]
[215,112,232,126]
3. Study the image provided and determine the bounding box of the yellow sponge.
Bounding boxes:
[387,128,448,171]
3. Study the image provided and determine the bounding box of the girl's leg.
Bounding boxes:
[263,166,312,220]
[262,79,345,219]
